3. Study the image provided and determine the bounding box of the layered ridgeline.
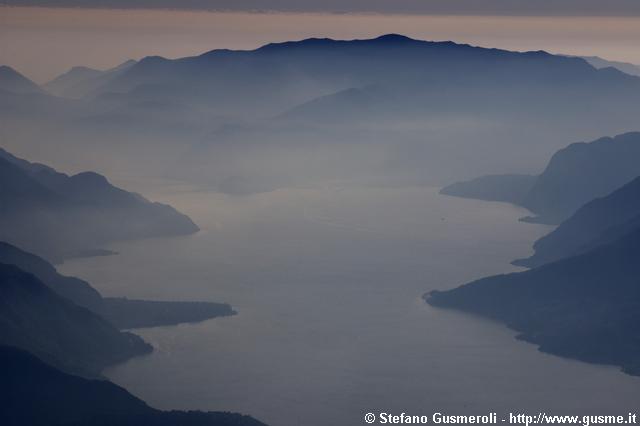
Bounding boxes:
[0,147,198,262]
[5,36,640,193]
[427,226,640,376]
[515,176,640,268]
[91,34,640,117]
[0,66,44,95]
[43,60,137,99]
[0,262,151,377]
[578,56,640,77]
[0,241,235,329]
[0,346,266,426]
[429,134,640,374]
[441,132,640,224]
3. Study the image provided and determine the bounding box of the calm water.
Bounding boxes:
[60,184,640,426]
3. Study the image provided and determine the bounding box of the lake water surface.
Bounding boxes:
[60,184,640,426]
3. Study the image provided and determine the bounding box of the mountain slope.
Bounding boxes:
[427,228,640,376]
[0,66,43,94]
[580,56,640,77]
[0,263,151,377]
[441,132,640,225]
[44,60,137,98]
[521,132,640,223]
[0,147,198,262]
[515,176,640,268]
[44,66,102,96]
[0,241,235,329]
[0,345,266,426]
[0,241,103,312]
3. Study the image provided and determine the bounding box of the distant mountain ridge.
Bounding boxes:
[6,35,640,193]
[44,60,137,98]
[0,147,198,262]
[0,66,43,94]
[578,56,640,77]
[96,34,640,116]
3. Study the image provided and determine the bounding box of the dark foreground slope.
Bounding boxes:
[515,176,640,268]
[427,229,640,376]
[0,263,150,377]
[0,147,198,262]
[0,241,235,329]
[0,345,266,426]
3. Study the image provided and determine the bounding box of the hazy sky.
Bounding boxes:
[7,1,640,15]
[2,6,640,83]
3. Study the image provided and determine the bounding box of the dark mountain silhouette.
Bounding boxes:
[441,132,640,224]
[440,174,537,204]
[0,147,198,262]
[0,345,266,426]
[515,176,640,268]
[0,262,151,377]
[427,227,640,376]
[5,36,640,192]
[98,34,640,117]
[0,241,235,329]
[521,132,640,223]
[0,66,43,94]
[0,241,103,312]
[44,60,137,98]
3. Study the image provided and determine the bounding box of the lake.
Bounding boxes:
[60,183,640,426]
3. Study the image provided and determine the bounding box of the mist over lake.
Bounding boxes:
[4,7,640,425]
[60,183,640,426]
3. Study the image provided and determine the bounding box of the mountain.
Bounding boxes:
[7,35,640,193]
[0,241,235,329]
[0,147,198,262]
[441,132,640,224]
[0,241,103,312]
[439,174,537,204]
[100,34,640,187]
[580,56,640,77]
[0,345,266,426]
[98,34,640,118]
[0,263,151,377]
[427,227,640,376]
[521,132,640,223]
[515,176,640,268]
[44,60,137,98]
[0,66,43,94]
